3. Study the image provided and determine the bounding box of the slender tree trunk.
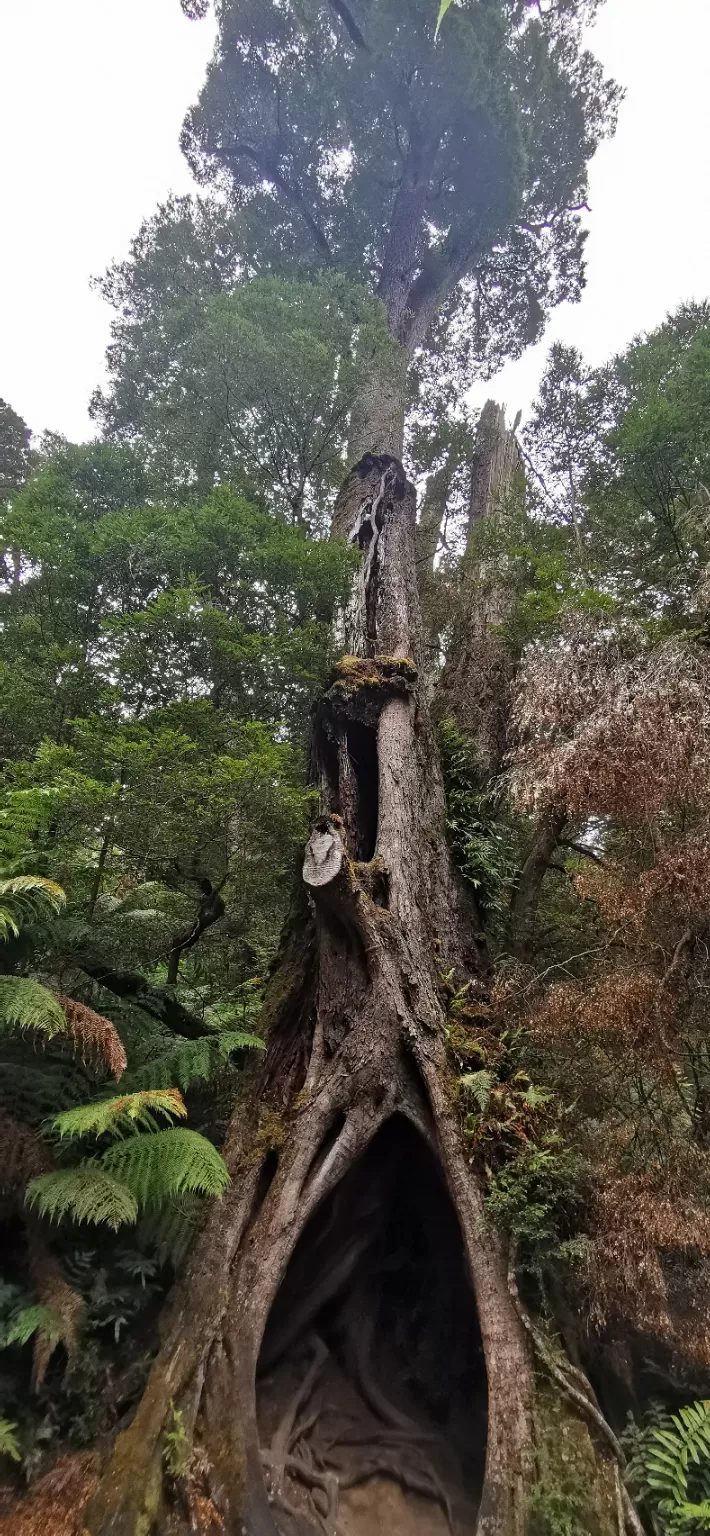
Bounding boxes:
[85,451,618,1536]
[433,403,523,776]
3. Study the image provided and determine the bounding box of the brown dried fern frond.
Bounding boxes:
[27,1236,86,1390]
[584,1172,710,1362]
[55,996,127,1080]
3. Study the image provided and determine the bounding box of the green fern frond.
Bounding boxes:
[223,1031,265,1052]
[625,1397,710,1524]
[4,1304,64,1349]
[460,1069,495,1113]
[143,1193,205,1268]
[51,1088,187,1140]
[126,1032,264,1093]
[102,1128,230,1207]
[0,977,66,1038]
[0,788,55,855]
[0,875,65,939]
[0,874,65,907]
[0,907,20,940]
[0,1418,21,1461]
[0,1059,93,1126]
[26,1166,139,1229]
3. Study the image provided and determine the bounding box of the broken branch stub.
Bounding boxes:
[302,818,346,889]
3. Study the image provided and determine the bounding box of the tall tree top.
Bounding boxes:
[180,0,619,362]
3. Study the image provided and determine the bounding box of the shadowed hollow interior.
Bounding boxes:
[257,1117,488,1535]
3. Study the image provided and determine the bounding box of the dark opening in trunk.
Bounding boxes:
[346,720,378,862]
[257,1118,487,1535]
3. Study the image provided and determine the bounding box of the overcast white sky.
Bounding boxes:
[0,0,708,442]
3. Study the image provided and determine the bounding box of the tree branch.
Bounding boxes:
[326,0,369,51]
[73,958,212,1040]
[559,838,605,867]
[509,807,567,962]
[210,141,334,262]
[165,880,226,986]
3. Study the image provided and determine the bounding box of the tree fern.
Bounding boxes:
[51,1088,187,1140]
[26,1166,139,1229]
[126,1031,264,1093]
[0,1058,93,1125]
[0,977,66,1038]
[102,1128,230,1206]
[0,788,56,859]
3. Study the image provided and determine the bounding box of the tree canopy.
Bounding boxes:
[180,0,618,365]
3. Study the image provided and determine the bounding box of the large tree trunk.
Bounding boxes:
[85,453,618,1536]
[348,349,408,462]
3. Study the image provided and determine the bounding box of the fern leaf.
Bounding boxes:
[26,1166,139,1229]
[0,906,20,940]
[628,1398,710,1519]
[0,1418,21,1461]
[142,1192,205,1268]
[223,1031,265,1051]
[0,1059,93,1126]
[27,1242,86,1387]
[51,1088,187,1140]
[0,875,64,939]
[102,1128,230,1206]
[0,872,63,903]
[5,1304,64,1348]
[0,977,66,1038]
[126,1032,263,1093]
[460,1069,495,1113]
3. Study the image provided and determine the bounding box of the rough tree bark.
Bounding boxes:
[84,452,617,1536]
[433,402,524,775]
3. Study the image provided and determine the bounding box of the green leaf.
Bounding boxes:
[434,0,454,38]
[126,1033,263,1094]
[102,1128,230,1206]
[26,1166,139,1229]
[0,976,66,1038]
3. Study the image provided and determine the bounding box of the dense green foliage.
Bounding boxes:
[180,0,618,365]
[0,399,32,501]
[0,407,354,1461]
[92,254,396,517]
